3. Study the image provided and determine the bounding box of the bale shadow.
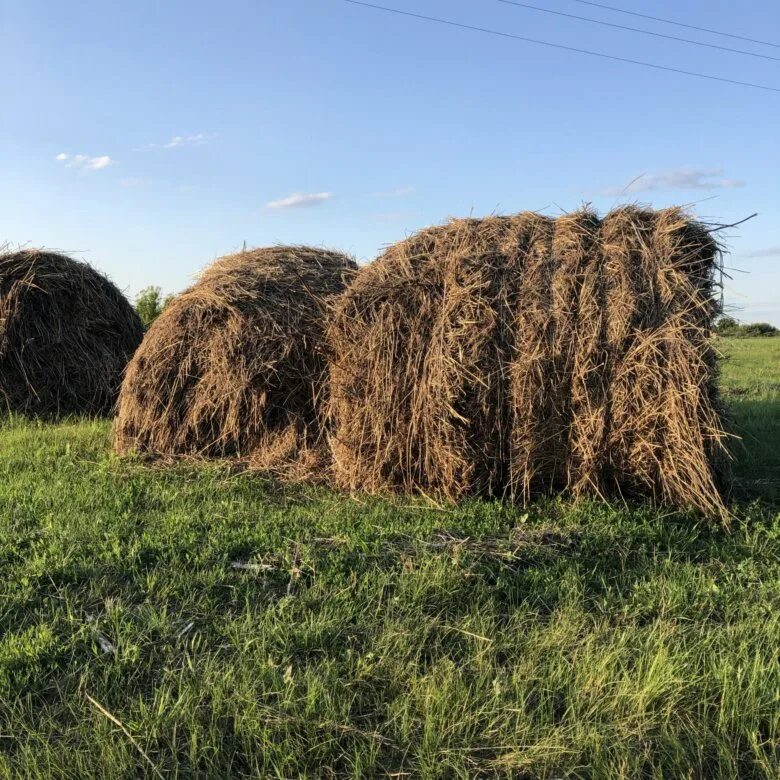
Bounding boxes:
[726,396,780,505]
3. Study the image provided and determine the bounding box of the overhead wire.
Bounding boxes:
[572,0,780,50]
[498,0,780,63]
[342,0,780,94]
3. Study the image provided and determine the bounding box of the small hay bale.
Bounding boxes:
[114,246,356,462]
[328,208,730,515]
[0,249,144,417]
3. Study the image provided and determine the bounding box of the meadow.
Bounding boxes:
[0,337,778,778]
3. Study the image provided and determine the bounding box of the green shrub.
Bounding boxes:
[135,286,174,329]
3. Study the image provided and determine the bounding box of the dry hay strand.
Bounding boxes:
[114,246,356,461]
[329,208,730,516]
[0,248,143,417]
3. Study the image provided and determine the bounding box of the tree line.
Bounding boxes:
[714,316,778,338]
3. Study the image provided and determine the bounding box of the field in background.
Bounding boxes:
[0,338,778,778]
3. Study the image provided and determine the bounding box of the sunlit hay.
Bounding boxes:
[506,213,556,500]
[555,210,605,498]
[0,248,143,417]
[329,216,538,500]
[638,208,730,512]
[329,208,729,516]
[575,206,730,515]
[599,206,661,495]
[114,246,356,461]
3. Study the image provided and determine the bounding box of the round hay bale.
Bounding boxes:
[328,210,729,515]
[0,248,144,417]
[114,246,356,461]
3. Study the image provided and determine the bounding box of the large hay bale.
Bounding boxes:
[114,246,356,461]
[0,249,144,417]
[328,208,730,515]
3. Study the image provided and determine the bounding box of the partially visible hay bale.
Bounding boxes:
[328,208,730,515]
[114,246,356,461]
[0,249,144,417]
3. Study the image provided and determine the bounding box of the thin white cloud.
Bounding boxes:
[141,133,215,150]
[369,185,415,198]
[744,246,780,259]
[602,168,744,196]
[164,133,212,149]
[56,153,115,172]
[265,191,333,210]
[87,156,112,170]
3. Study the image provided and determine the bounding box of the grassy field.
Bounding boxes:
[0,338,778,779]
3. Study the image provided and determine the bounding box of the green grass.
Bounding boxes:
[0,338,778,778]
[719,336,780,500]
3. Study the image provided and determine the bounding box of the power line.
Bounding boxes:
[498,0,780,63]
[342,0,780,94]
[572,0,780,50]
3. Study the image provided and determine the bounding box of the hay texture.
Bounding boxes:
[114,246,356,462]
[0,249,143,417]
[328,208,729,515]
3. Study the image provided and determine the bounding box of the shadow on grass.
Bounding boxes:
[727,396,780,505]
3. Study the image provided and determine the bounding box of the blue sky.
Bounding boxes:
[1,0,779,323]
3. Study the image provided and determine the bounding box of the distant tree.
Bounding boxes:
[714,316,739,336]
[743,322,778,337]
[714,316,778,338]
[135,286,173,329]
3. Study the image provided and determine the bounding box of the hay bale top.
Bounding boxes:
[197,245,354,291]
[0,248,137,302]
[0,248,144,417]
[343,214,530,297]
[114,245,356,459]
[344,207,716,297]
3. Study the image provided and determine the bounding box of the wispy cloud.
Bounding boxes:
[142,133,215,150]
[265,191,333,210]
[369,185,415,198]
[56,153,114,171]
[744,245,780,259]
[163,133,213,149]
[602,168,744,196]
